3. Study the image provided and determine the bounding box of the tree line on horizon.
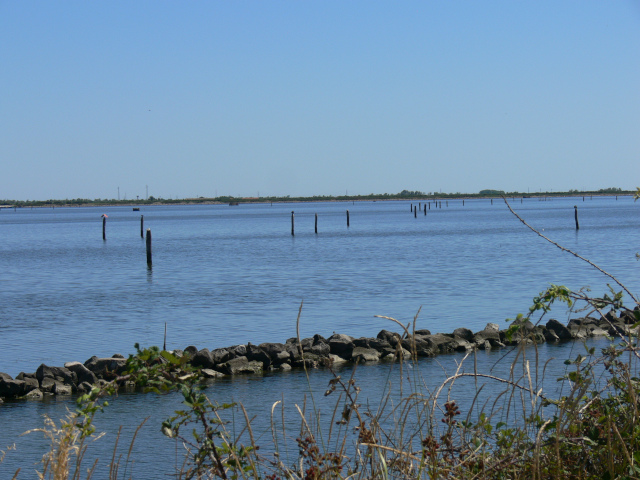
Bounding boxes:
[1,187,630,207]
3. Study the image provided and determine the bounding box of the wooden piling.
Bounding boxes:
[414,207,417,218]
[291,211,295,236]
[102,216,106,240]
[315,213,318,234]
[140,215,144,238]
[463,200,464,206]
[410,203,413,212]
[491,198,493,205]
[347,210,350,227]
[574,206,580,230]
[428,203,431,210]
[146,228,152,265]
[424,204,426,215]
[163,322,167,351]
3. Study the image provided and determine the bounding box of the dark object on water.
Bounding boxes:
[229,202,239,206]
[133,207,140,211]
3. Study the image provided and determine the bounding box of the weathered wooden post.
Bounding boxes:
[410,203,413,212]
[414,207,417,218]
[463,199,465,206]
[491,198,493,205]
[146,228,152,265]
[347,210,350,227]
[102,214,107,240]
[428,203,431,210]
[574,206,579,230]
[315,213,318,234]
[424,204,426,215]
[140,215,144,238]
[163,322,167,351]
[291,211,295,236]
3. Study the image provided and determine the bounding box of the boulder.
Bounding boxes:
[183,346,199,358]
[473,327,503,348]
[23,388,43,400]
[415,329,431,336]
[55,382,73,395]
[258,343,291,365]
[65,361,98,385]
[453,328,474,343]
[0,378,24,397]
[546,319,573,340]
[218,357,263,375]
[84,357,127,378]
[328,334,355,359]
[377,330,401,346]
[307,343,330,357]
[246,343,272,368]
[620,310,639,325]
[352,347,380,362]
[201,369,226,379]
[0,372,12,382]
[76,382,94,394]
[191,349,215,369]
[36,364,76,386]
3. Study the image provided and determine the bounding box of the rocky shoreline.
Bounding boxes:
[0,312,636,403]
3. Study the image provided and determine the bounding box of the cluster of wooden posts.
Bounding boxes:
[102,197,601,260]
[101,214,152,266]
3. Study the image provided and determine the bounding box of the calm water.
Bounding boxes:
[1,196,639,478]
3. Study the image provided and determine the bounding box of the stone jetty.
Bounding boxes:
[0,312,636,403]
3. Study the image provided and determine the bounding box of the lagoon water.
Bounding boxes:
[1,196,639,477]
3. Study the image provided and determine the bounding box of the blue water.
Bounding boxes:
[1,197,637,376]
[0,196,639,478]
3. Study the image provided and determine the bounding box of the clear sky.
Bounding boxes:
[1,1,639,200]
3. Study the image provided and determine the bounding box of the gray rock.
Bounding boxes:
[219,356,263,375]
[40,377,56,393]
[453,328,474,342]
[546,319,573,341]
[328,334,355,359]
[23,388,43,400]
[0,378,24,397]
[183,345,198,358]
[377,330,401,346]
[246,343,271,368]
[84,357,127,378]
[36,364,76,385]
[0,372,12,382]
[55,383,73,396]
[474,327,502,347]
[415,329,432,336]
[211,348,233,364]
[352,347,380,362]
[191,349,215,369]
[307,343,330,357]
[484,323,500,332]
[76,382,94,394]
[258,343,291,365]
[201,369,226,379]
[65,361,98,385]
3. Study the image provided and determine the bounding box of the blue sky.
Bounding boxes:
[1,1,639,200]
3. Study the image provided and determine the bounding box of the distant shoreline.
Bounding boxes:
[0,191,633,209]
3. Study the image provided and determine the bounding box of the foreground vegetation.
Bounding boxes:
[0,187,632,208]
[2,196,640,479]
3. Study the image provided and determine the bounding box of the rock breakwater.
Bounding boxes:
[1,313,635,403]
